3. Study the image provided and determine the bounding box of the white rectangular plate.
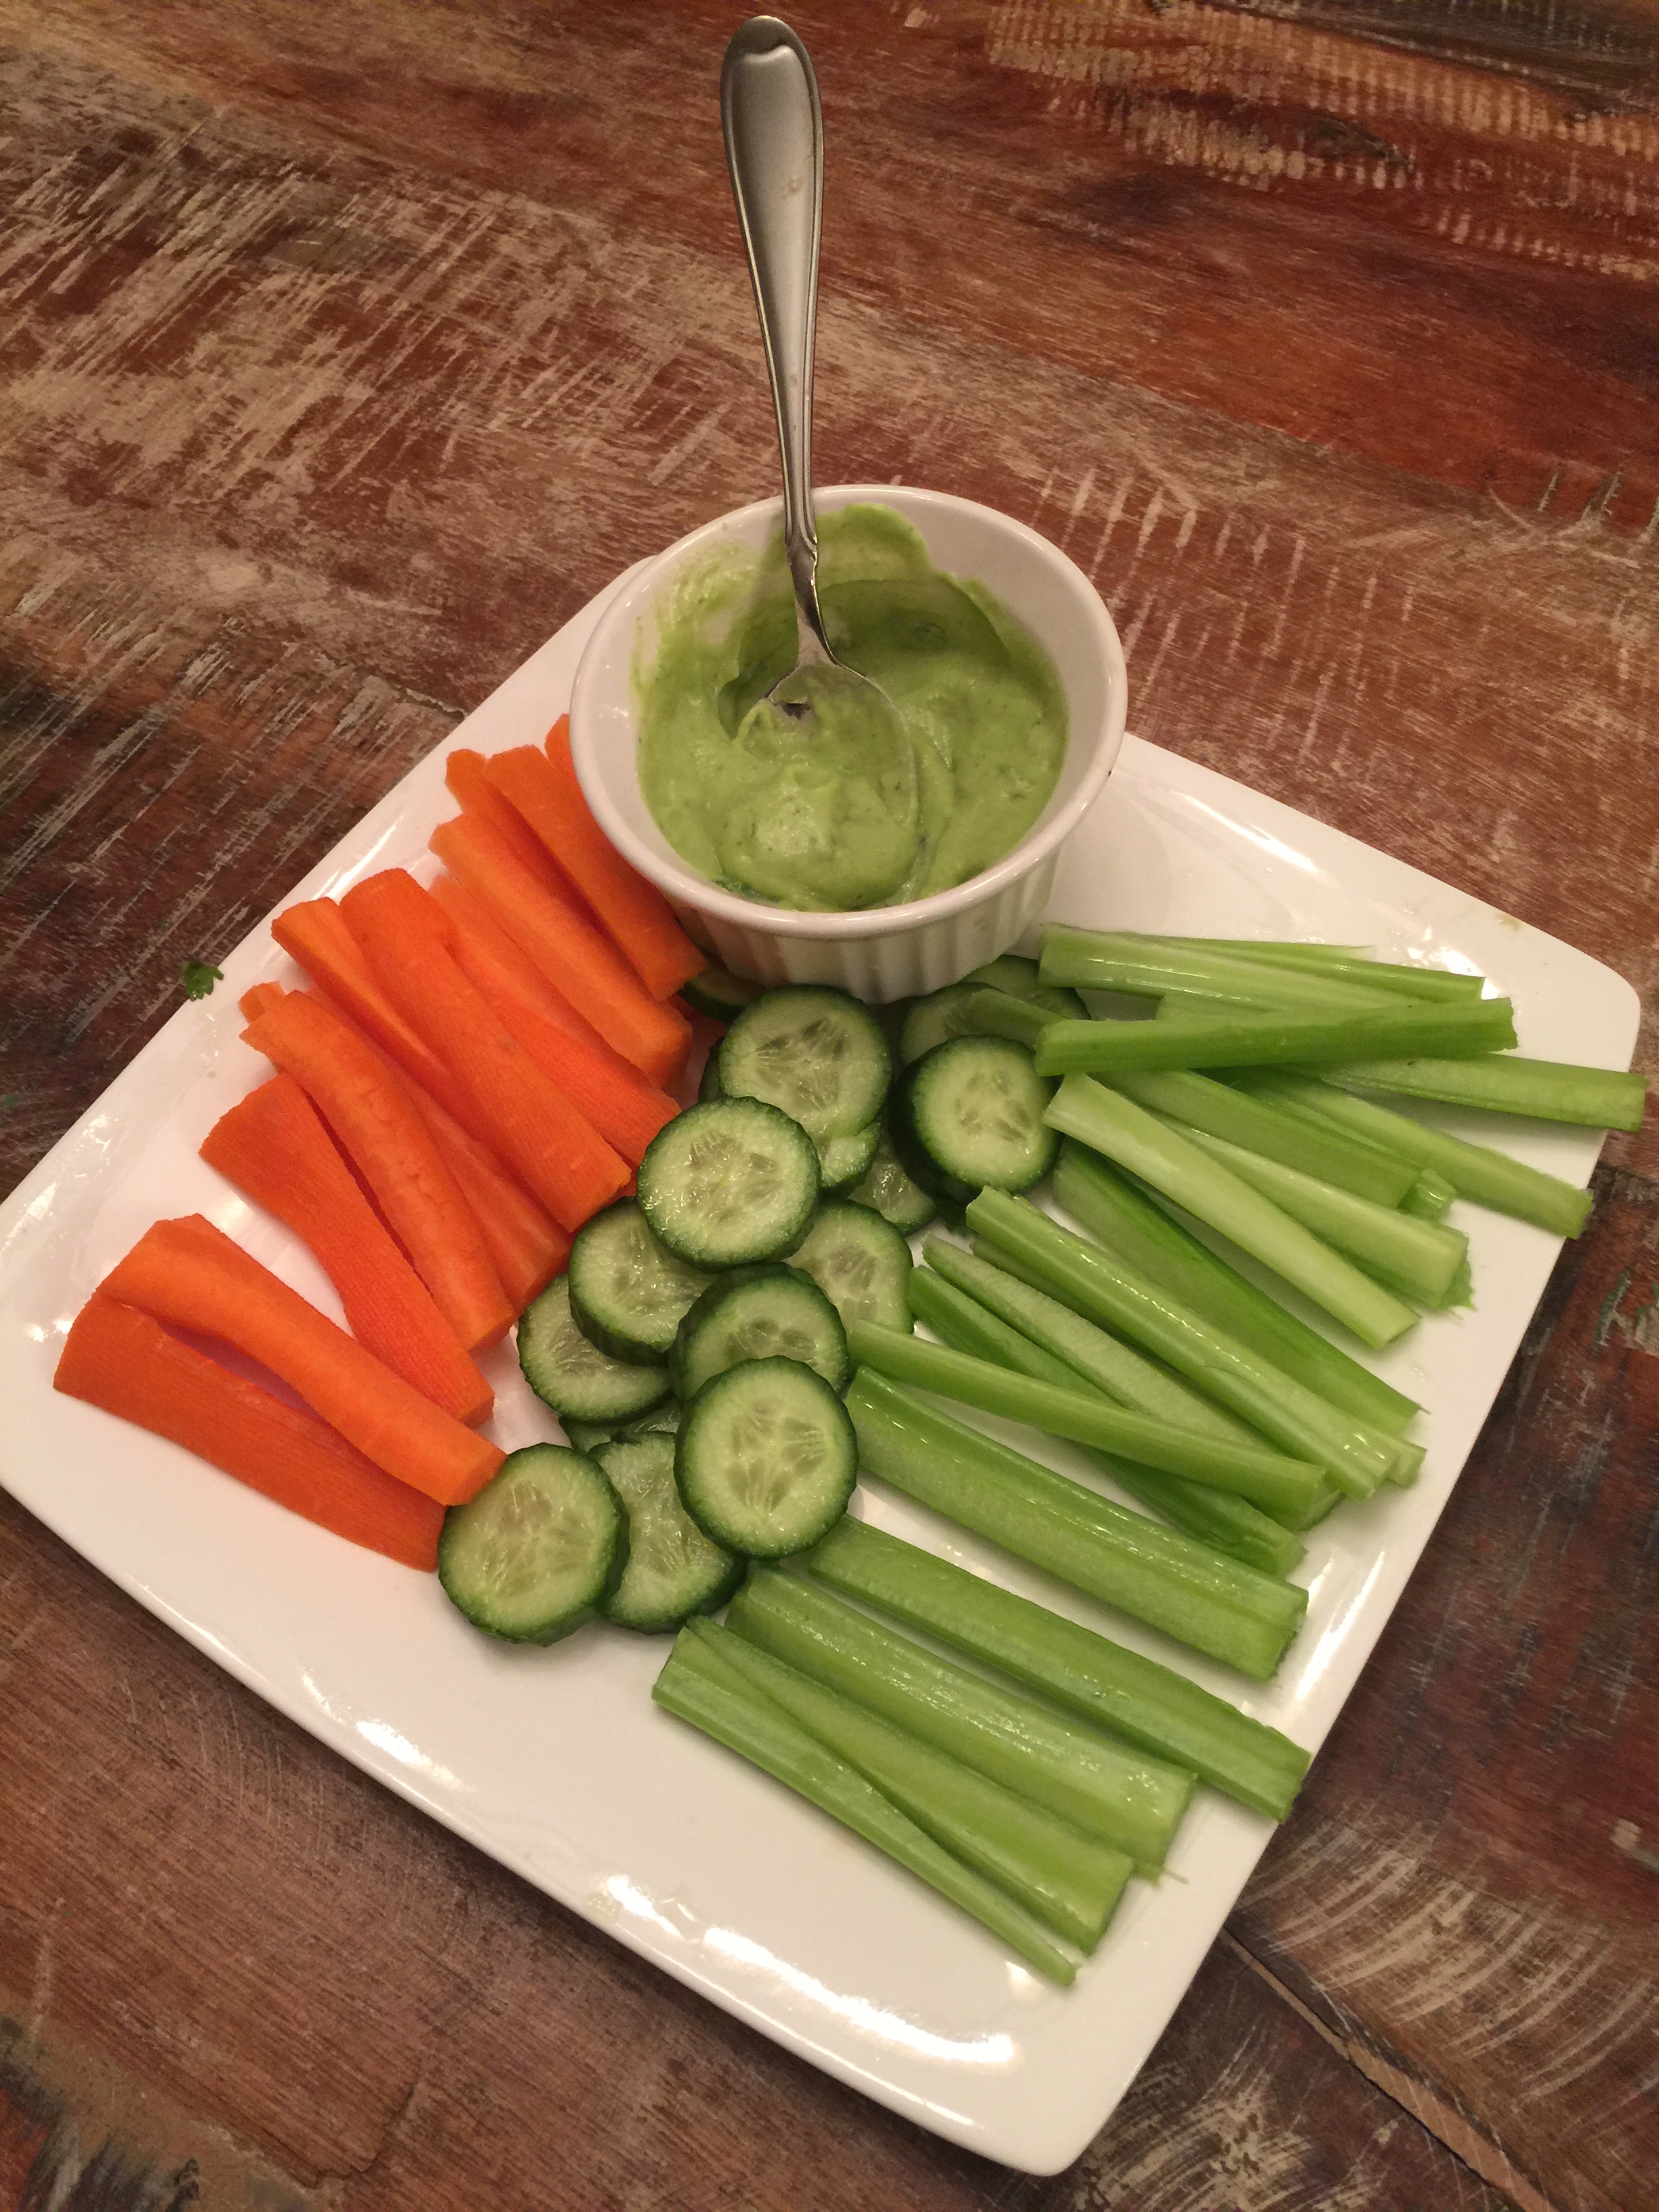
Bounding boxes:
[0,571,1639,2175]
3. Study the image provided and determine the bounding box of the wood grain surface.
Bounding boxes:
[1,3,1655,2207]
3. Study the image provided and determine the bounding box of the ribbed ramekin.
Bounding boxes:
[569,485,1126,1002]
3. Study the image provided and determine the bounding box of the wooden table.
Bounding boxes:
[2,5,1655,2207]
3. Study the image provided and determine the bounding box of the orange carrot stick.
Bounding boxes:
[340,870,630,1231]
[430,811,691,1084]
[243,989,514,1349]
[201,1074,493,1426]
[55,1296,445,1570]
[99,1217,504,1507]
[433,882,678,1165]
[285,979,572,1312]
[492,723,705,1000]
[428,874,622,1062]
[445,749,573,887]
[241,981,287,1023]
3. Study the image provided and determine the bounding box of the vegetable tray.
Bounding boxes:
[0,567,1638,2176]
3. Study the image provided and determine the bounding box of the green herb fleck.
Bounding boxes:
[1,1093,20,1113]
[182,960,224,1000]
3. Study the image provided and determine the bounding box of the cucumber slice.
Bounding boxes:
[518,1276,672,1423]
[568,1200,712,1364]
[964,955,1086,1020]
[680,964,764,1023]
[893,1036,1058,1206]
[562,1417,615,1455]
[817,1121,880,1195]
[720,987,891,1142]
[638,1098,820,1267]
[674,1263,852,1401]
[595,1433,743,1631]
[438,1444,626,1643]
[789,1202,915,1332]
[846,1126,937,1234]
[697,1048,725,1103]
[899,983,982,1066]
[676,1358,857,1557]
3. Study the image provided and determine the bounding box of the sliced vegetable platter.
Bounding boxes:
[0,569,1641,2177]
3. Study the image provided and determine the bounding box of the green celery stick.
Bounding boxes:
[1400,1168,1456,1220]
[846,1318,1327,1521]
[1143,937,1485,1002]
[1107,1067,1417,1205]
[843,1368,1307,1677]
[964,954,1086,1019]
[1052,1143,1420,1431]
[908,1266,1309,1576]
[964,986,1060,1050]
[920,1241,1341,1536]
[1038,928,1404,1015]
[970,1183,1412,1494]
[1045,1076,1418,1348]
[1232,1071,1595,1237]
[726,1566,1198,1862]
[1154,994,1252,1021]
[1036,998,1517,1077]
[808,1518,1312,1820]
[689,1618,1132,1948]
[653,1629,1079,1981]
[1175,1124,1471,1310]
[1320,1052,1646,1132]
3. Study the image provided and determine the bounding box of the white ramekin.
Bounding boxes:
[569,485,1126,1002]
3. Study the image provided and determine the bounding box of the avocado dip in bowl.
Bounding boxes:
[569,484,1126,1000]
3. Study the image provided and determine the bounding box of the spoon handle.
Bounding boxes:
[721,16,833,663]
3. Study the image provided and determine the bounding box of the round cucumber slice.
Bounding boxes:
[438,1444,626,1644]
[719,986,891,1142]
[596,1433,742,1632]
[674,1263,851,1402]
[892,1035,1058,1205]
[898,983,983,1067]
[676,1358,857,1557]
[680,964,764,1022]
[568,1200,712,1364]
[518,1277,672,1423]
[638,1097,820,1267]
[787,1202,914,1332]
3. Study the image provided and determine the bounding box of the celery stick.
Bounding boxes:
[1045,1076,1418,1348]
[846,1318,1327,1521]
[692,1619,1132,1948]
[1233,1072,1595,1237]
[726,1568,1198,1863]
[1175,1125,1471,1309]
[970,1184,1410,1494]
[1038,928,1403,1015]
[1400,1168,1456,1221]
[844,1369,1307,1677]
[964,986,1059,1050]
[1053,1144,1420,1431]
[1146,938,1485,1002]
[653,1629,1080,1981]
[1108,1067,1417,1205]
[1321,1052,1646,1132]
[808,1519,1312,1820]
[909,1265,1309,1576]
[1036,998,1517,1076]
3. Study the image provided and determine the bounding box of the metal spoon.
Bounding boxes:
[720,17,910,750]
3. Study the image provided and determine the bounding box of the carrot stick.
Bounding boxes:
[430,811,691,1084]
[55,1297,445,1570]
[445,749,573,886]
[491,729,706,1000]
[243,989,514,1349]
[341,870,630,1231]
[201,1073,493,1426]
[433,881,678,1165]
[272,899,483,1133]
[99,1217,504,1507]
[287,979,573,1311]
[241,981,287,1023]
[396,1071,572,1308]
[428,874,623,1063]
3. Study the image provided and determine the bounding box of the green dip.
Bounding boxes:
[634,504,1067,911]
